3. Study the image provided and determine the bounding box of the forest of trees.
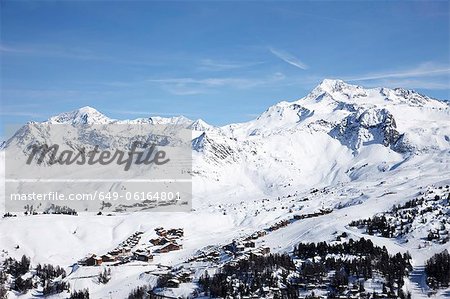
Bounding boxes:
[1,255,69,296]
[198,238,413,299]
[127,285,148,299]
[425,250,450,289]
[199,253,296,298]
[69,288,90,299]
[349,191,450,244]
[294,238,412,298]
[349,215,396,238]
[19,204,79,216]
[2,255,33,293]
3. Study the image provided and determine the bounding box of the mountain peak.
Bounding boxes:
[189,119,214,132]
[77,105,99,113]
[303,79,368,104]
[47,106,111,125]
[315,79,360,93]
[319,78,346,87]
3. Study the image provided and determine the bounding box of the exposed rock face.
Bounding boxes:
[192,133,236,165]
[329,108,401,153]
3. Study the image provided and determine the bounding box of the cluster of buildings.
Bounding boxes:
[78,228,186,267]
[187,249,220,263]
[186,208,335,276]
[150,227,184,254]
[222,237,270,260]
[78,231,153,266]
[267,219,290,232]
[147,265,194,298]
[246,230,267,240]
[292,208,333,221]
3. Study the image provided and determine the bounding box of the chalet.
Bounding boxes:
[118,255,132,263]
[167,228,184,238]
[269,220,290,231]
[79,254,102,266]
[176,270,192,283]
[150,237,170,246]
[236,244,245,252]
[122,246,131,253]
[108,249,121,256]
[205,251,220,259]
[257,230,267,237]
[319,207,333,214]
[94,256,103,265]
[101,254,116,262]
[293,214,304,220]
[249,251,262,258]
[157,242,182,253]
[134,252,153,262]
[155,227,167,237]
[166,278,180,288]
[244,241,255,248]
[78,254,94,266]
[261,247,270,255]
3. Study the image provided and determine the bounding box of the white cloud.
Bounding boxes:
[147,73,286,95]
[345,63,450,82]
[105,109,192,117]
[0,110,44,117]
[198,59,265,71]
[358,78,449,91]
[341,62,450,91]
[269,47,308,70]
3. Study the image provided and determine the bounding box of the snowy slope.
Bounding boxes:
[193,79,449,202]
[1,79,449,298]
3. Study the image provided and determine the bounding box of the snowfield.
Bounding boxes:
[1,79,450,298]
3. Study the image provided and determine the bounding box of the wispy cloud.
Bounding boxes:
[147,77,260,88]
[0,110,44,118]
[341,62,450,91]
[0,43,106,61]
[0,43,162,66]
[198,59,265,71]
[0,44,33,54]
[105,109,192,117]
[370,78,449,90]
[147,73,286,95]
[345,63,450,81]
[269,47,308,70]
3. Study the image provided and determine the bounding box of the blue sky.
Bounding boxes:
[1,1,449,136]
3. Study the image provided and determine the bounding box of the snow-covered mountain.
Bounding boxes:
[1,79,450,299]
[193,79,449,198]
[47,106,112,125]
[3,79,450,199]
[47,105,192,127]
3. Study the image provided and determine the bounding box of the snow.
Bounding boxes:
[1,79,450,298]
